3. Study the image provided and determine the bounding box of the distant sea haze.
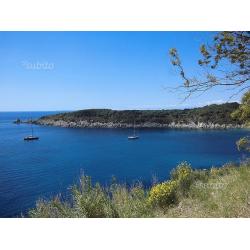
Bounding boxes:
[0,111,248,217]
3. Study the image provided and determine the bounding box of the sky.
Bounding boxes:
[0,31,241,111]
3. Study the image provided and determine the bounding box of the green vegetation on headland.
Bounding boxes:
[33,102,244,128]
[29,161,250,218]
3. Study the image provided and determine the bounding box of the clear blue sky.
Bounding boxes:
[0,32,240,111]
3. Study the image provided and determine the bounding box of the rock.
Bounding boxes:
[32,118,245,130]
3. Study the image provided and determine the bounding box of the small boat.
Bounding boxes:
[128,135,139,140]
[128,121,139,140]
[24,135,39,141]
[24,119,39,141]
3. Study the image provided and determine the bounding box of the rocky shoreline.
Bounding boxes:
[30,118,244,129]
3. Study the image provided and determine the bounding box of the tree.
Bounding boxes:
[231,90,250,126]
[232,90,250,152]
[169,31,250,152]
[169,31,250,100]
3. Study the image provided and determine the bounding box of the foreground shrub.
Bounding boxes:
[29,161,250,218]
[29,176,153,218]
[29,197,73,218]
[110,183,153,217]
[171,162,194,196]
[148,180,178,208]
[209,162,236,178]
[71,176,117,218]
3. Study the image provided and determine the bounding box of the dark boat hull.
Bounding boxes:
[24,136,39,141]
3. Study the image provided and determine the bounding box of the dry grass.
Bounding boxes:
[29,161,250,218]
[163,163,250,217]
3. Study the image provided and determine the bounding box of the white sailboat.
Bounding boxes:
[24,119,39,141]
[128,121,139,140]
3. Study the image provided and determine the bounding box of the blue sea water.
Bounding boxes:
[0,111,249,217]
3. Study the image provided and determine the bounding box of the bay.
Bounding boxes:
[0,111,249,217]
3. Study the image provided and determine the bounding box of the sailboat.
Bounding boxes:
[128,121,139,140]
[24,119,39,141]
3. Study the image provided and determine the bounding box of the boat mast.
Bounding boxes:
[31,118,33,136]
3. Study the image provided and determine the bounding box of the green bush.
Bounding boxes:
[29,176,118,218]
[148,180,178,207]
[29,161,250,218]
[209,162,236,178]
[70,176,117,218]
[110,183,153,217]
[171,162,194,195]
[29,197,73,218]
[29,176,153,218]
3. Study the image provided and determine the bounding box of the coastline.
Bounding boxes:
[30,119,245,129]
[15,102,245,130]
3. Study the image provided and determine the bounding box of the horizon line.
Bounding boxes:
[0,101,239,112]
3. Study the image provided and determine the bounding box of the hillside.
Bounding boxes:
[34,102,243,128]
[29,161,250,218]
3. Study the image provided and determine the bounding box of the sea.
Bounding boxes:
[0,111,249,217]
